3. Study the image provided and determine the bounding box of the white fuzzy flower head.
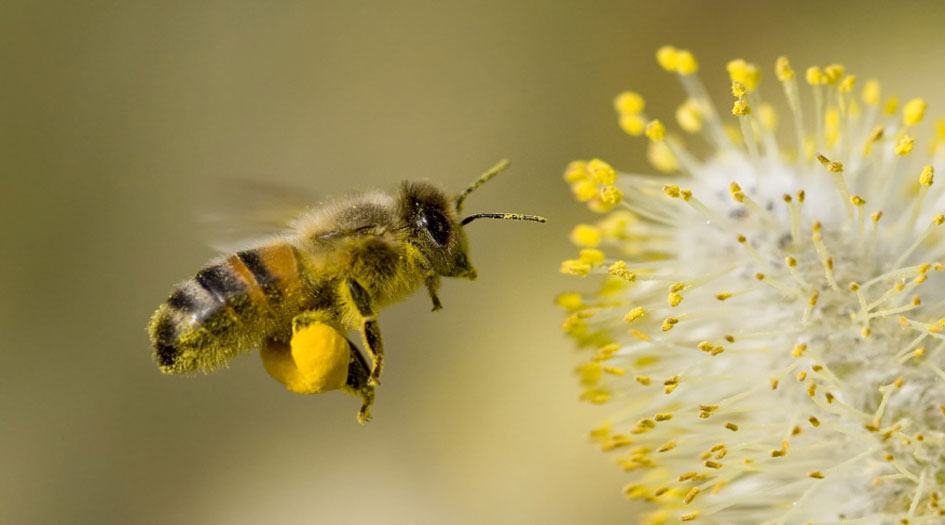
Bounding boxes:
[560,46,945,524]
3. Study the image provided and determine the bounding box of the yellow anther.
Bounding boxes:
[807,380,817,397]
[791,343,807,357]
[862,79,881,106]
[935,214,945,225]
[571,179,599,202]
[715,292,732,301]
[785,256,798,267]
[731,80,748,99]
[797,371,807,381]
[920,165,934,186]
[578,248,605,265]
[560,259,591,276]
[657,440,676,452]
[775,56,794,81]
[736,234,747,243]
[683,487,700,505]
[589,423,611,441]
[771,448,787,457]
[661,317,678,331]
[759,103,777,130]
[895,134,915,155]
[647,140,679,173]
[633,375,651,386]
[724,422,739,431]
[676,98,703,133]
[727,59,760,91]
[570,224,601,247]
[600,185,623,205]
[806,66,825,85]
[903,98,927,126]
[729,182,745,202]
[823,64,845,84]
[809,471,825,479]
[563,161,589,182]
[885,95,899,116]
[675,49,698,74]
[613,91,645,115]
[587,158,617,184]
[839,75,856,93]
[770,378,779,389]
[816,153,843,172]
[868,125,884,145]
[577,362,602,386]
[668,292,683,307]
[871,211,883,222]
[809,416,821,427]
[894,376,904,388]
[618,113,645,136]
[625,307,645,323]
[724,335,735,343]
[609,261,637,282]
[555,292,582,310]
[681,512,699,522]
[656,45,678,71]
[732,99,751,116]
[663,184,681,198]
[645,119,666,141]
[851,195,866,206]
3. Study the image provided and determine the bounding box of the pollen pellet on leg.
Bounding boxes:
[260,321,350,395]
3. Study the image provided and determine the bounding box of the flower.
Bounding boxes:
[560,46,945,523]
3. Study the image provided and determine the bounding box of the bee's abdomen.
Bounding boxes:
[149,243,307,374]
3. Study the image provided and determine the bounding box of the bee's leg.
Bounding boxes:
[345,278,384,387]
[425,275,443,312]
[341,340,375,424]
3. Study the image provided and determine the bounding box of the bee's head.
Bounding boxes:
[400,160,545,281]
[400,181,477,280]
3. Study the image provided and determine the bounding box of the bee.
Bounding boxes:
[148,159,544,422]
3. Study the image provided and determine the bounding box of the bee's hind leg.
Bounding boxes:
[345,278,384,387]
[341,341,375,424]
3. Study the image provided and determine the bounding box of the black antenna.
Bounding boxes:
[456,159,511,213]
[461,213,547,226]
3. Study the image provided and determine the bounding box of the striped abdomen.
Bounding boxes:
[149,243,310,374]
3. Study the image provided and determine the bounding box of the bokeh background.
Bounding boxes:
[4,1,945,524]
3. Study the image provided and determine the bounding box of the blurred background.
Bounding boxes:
[4,1,945,523]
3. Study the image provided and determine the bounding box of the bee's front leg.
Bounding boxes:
[425,275,443,312]
[345,278,384,387]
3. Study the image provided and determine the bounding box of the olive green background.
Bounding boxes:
[3,2,945,524]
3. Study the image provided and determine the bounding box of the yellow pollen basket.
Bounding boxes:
[260,322,351,394]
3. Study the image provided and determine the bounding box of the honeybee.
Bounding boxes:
[148,160,544,422]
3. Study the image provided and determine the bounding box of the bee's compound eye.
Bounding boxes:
[420,209,451,245]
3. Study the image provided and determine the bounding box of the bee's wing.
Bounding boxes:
[197,177,319,253]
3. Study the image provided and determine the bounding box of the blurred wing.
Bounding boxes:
[197,177,319,253]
